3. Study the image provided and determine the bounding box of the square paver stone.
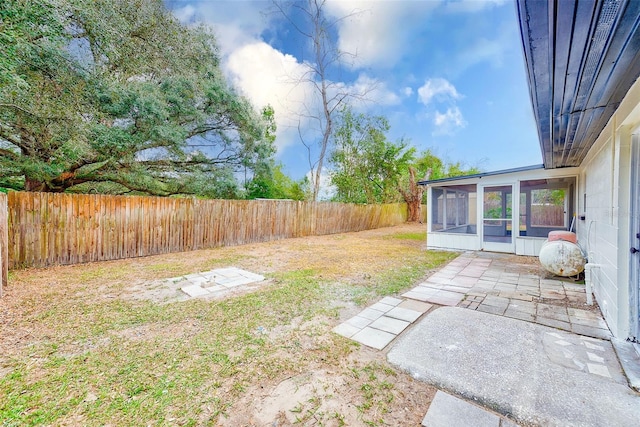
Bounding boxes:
[238,271,265,281]
[402,290,431,302]
[346,315,372,329]
[369,316,410,334]
[332,322,361,339]
[422,391,500,427]
[184,273,207,280]
[215,276,245,285]
[423,291,464,306]
[185,276,211,286]
[181,284,210,297]
[402,286,441,301]
[214,267,242,275]
[369,302,395,313]
[359,307,386,321]
[220,277,254,287]
[203,284,226,292]
[398,300,433,312]
[351,327,396,350]
[571,324,611,340]
[379,296,403,306]
[386,306,422,323]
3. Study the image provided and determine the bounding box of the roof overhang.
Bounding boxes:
[516,0,640,169]
[418,164,544,186]
[418,164,581,187]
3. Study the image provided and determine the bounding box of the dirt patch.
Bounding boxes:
[1,223,441,426]
[220,353,433,426]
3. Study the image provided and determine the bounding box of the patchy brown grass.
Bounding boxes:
[0,223,456,426]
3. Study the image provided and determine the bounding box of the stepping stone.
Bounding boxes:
[359,307,386,321]
[398,300,433,312]
[379,296,403,306]
[351,327,396,350]
[218,277,254,287]
[422,391,499,427]
[386,306,422,323]
[238,271,265,281]
[346,316,372,329]
[369,316,410,334]
[332,322,360,339]
[369,302,395,313]
[203,284,226,292]
[184,276,210,285]
[176,267,265,297]
[181,284,210,297]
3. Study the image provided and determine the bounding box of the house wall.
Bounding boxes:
[427,231,482,252]
[575,76,640,339]
[515,237,547,256]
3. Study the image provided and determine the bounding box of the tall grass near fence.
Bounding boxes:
[5,192,413,269]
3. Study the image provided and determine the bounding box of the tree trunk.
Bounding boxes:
[24,177,46,192]
[406,197,422,223]
[399,167,428,223]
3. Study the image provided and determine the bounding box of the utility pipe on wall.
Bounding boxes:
[584,252,600,306]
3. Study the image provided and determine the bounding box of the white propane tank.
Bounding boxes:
[539,238,586,277]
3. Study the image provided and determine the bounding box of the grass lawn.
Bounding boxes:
[0,223,457,426]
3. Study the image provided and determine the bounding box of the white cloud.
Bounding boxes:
[323,0,508,70]
[172,5,196,23]
[417,78,461,106]
[169,1,272,57]
[347,74,402,109]
[433,107,466,135]
[225,44,401,152]
[324,0,441,69]
[403,87,414,97]
[225,42,314,151]
[169,3,401,155]
[452,21,517,73]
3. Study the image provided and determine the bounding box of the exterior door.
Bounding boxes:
[482,185,514,253]
[631,134,640,342]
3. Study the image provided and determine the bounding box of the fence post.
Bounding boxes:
[0,193,7,296]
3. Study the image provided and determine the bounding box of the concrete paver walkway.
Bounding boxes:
[332,297,432,349]
[403,252,610,339]
[333,251,640,426]
[334,252,610,350]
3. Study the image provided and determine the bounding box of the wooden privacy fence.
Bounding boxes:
[0,193,7,293]
[6,192,412,269]
[530,205,565,227]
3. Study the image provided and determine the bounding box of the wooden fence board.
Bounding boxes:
[0,193,7,293]
[4,192,412,269]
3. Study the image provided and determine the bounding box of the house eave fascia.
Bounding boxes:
[418,164,545,186]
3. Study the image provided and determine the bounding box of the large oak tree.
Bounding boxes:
[0,0,269,196]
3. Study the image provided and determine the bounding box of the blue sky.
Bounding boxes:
[165,0,542,185]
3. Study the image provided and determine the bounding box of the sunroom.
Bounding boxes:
[422,165,579,256]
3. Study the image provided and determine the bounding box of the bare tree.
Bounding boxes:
[398,167,431,223]
[272,0,371,201]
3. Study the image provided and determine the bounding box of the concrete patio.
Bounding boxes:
[333,251,640,426]
[333,251,610,350]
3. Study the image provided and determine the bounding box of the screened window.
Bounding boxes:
[431,185,477,234]
[519,177,575,237]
